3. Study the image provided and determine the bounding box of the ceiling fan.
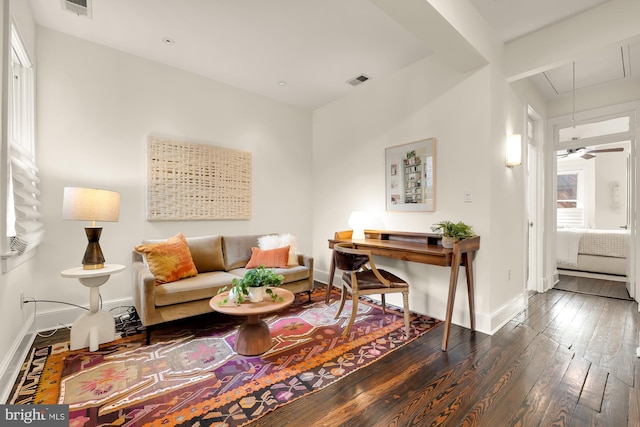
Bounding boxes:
[557,147,624,160]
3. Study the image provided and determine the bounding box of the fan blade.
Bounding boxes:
[581,153,595,160]
[588,147,624,153]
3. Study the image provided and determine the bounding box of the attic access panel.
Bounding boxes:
[146,135,252,220]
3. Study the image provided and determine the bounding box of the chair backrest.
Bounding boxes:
[333,243,370,272]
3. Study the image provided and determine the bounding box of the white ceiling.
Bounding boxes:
[27,0,636,109]
[28,0,433,109]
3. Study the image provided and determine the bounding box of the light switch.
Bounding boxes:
[464,189,472,203]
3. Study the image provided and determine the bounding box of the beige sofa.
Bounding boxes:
[132,234,314,339]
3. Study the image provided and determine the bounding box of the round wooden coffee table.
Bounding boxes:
[210,288,295,356]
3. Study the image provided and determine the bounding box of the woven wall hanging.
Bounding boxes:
[146,135,252,220]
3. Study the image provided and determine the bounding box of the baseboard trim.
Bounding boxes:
[475,293,526,335]
[0,318,34,403]
[0,296,133,403]
[316,271,524,336]
[26,297,134,333]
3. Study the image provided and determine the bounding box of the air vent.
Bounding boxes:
[347,74,371,87]
[61,0,92,18]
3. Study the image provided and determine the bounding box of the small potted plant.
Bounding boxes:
[217,265,285,305]
[431,221,476,249]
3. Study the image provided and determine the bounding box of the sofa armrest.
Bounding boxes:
[132,251,158,326]
[298,253,314,275]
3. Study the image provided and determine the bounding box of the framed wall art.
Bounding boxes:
[385,138,436,211]
[146,135,252,220]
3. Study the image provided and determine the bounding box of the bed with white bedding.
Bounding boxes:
[556,228,628,276]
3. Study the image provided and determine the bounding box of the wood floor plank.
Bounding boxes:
[568,295,607,359]
[556,293,599,349]
[583,296,617,366]
[554,275,632,300]
[538,355,591,426]
[425,325,542,426]
[629,387,640,427]
[598,373,631,427]
[545,293,588,344]
[577,363,608,412]
[505,345,575,427]
[469,333,559,427]
[570,403,598,427]
[533,292,581,334]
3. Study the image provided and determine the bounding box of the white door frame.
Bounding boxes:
[545,101,638,302]
[526,106,544,295]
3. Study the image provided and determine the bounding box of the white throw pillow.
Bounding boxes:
[258,234,299,266]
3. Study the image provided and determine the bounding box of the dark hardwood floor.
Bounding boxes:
[554,274,632,300]
[17,278,640,426]
[253,280,640,427]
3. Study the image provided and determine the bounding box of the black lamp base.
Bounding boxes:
[83,227,105,270]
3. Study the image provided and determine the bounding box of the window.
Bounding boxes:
[2,23,43,271]
[557,170,585,228]
[557,172,579,208]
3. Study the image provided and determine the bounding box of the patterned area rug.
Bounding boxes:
[10,287,440,426]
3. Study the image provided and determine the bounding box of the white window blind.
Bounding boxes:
[3,23,42,260]
[9,145,44,253]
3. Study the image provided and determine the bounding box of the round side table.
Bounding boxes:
[210,288,294,356]
[61,264,125,351]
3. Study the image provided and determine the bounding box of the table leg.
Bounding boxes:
[235,315,272,356]
[442,260,460,351]
[464,252,476,332]
[325,252,336,304]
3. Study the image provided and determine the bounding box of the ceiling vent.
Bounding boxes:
[347,74,371,87]
[61,0,92,18]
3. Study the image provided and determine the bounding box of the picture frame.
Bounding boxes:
[385,138,436,211]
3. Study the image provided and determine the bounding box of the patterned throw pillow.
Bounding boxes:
[258,234,299,266]
[245,246,290,269]
[135,233,198,284]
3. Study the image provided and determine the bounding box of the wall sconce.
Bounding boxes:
[506,134,522,168]
[348,211,368,240]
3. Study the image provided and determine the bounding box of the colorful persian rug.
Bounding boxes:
[9,287,440,426]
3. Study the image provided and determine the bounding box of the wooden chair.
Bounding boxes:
[332,243,411,338]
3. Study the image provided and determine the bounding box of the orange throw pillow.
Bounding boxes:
[135,233,198,284]
[245,246,290,269]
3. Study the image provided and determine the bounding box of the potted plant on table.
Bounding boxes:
[218,265,285,305]
[431,221,476,249]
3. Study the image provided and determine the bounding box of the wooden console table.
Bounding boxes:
[327,230,480,351]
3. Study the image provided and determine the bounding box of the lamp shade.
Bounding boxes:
[348,211,368,240]
[63,187,120,223]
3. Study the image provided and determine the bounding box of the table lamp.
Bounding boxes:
[62,187,120,270]
[348,211,368,240]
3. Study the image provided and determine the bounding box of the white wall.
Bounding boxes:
[0,0,38,397]
[594,148,629,229]
[23,27,312,333]
[312,54,528,333]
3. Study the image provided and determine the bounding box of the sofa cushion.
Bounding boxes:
[186,235,225,273]
[134,233,198,284]
[258,233,299,266]
[222,234,261,270]
[229,264,309,285]
[245,246,290,269]
[154,271,239,306]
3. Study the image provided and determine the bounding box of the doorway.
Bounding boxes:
[550,108,637,301]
